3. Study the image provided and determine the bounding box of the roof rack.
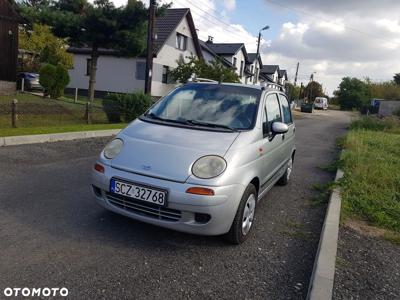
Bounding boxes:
[187,73,218,83]
[260,82,285,92]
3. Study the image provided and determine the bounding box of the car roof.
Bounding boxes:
[186,82,284,93]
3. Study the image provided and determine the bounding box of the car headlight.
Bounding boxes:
[103,138,124,159]
[192,155,227,179]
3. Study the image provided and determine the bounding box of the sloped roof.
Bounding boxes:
[206,43,244,56]
[154,8,202,57]
[261,65,279,75]
[199,40,233,67]
[279,69,288,80]
[247,53,263,67]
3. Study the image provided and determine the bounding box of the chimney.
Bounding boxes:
[207,36,214,43]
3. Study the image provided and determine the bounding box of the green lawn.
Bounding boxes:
[0,93,124,136]
[0,123,126,137]
[340,119,400,232]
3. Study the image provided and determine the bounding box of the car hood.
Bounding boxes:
[110,120,239,182]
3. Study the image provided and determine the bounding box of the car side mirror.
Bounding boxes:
[271,121,289,134]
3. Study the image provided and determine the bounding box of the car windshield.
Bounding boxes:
[145,83,261,130]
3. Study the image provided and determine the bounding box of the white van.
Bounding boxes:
[314,97,328,110]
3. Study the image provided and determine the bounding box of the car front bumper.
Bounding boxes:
[92,164,246,236]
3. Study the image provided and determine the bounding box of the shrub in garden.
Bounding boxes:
[39,63,70,98]
[103,91,153,123]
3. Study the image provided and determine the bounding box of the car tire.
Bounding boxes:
[225,183,257,245]
[277,156,293,186]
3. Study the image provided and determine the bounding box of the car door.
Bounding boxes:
[259,93,285,190]
[278,93,295,161]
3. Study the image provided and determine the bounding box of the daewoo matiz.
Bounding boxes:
[92,82,296,244]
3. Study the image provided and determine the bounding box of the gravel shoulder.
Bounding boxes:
[0,110,350,299]
[333,225,400,299]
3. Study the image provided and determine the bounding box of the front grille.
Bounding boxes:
[105,192,181,222]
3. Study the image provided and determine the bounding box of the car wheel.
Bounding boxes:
[225,184,257,244]
[277,156,293,186]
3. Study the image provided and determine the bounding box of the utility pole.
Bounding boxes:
[144,0,156,95]
[309,73,314,103]
[254,25,269,85]
[294,62,299,86]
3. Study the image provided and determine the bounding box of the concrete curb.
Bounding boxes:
[307,163,344,300]
[0,129,120,147]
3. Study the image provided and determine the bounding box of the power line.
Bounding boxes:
[265,0,400,46]
[173,0,257,43]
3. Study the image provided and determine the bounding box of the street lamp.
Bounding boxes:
[254,25,269,85]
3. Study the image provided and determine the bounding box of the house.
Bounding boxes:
[246,53,262,85]
[278,69,288,86]
[67,8,203,97]
[199,38,233,68]
[259,65,280,84]
[204,38,250,84]
[0,0,20,95]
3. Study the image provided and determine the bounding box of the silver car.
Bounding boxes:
[92,82,295,244]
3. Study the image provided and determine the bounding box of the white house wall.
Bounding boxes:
[68,55,146,94]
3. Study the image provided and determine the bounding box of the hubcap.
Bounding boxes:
[286,158,293,180]
[242,194,256,235]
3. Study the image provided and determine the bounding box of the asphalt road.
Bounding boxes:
[0,110,350,299]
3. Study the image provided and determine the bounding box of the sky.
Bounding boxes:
[111,0,400,95]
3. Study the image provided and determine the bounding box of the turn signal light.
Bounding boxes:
[186,187,215,196]
[94,163,105,174]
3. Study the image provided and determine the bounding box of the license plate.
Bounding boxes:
[110,178,167,206]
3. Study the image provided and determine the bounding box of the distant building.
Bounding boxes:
[0,0,20,95]
[67,8,203,97]
[204,39,251,84]
[247,53,263,85]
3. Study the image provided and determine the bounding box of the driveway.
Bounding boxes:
[0,110,351,299]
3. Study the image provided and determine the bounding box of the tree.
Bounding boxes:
[19,0,149,103]
[284,82,300,102]
[170,56,240,83]
[301,81,324,102]
[20,0,49,8]
[335,77,370,110]
[19,23,73,70]
[393,73,400,85]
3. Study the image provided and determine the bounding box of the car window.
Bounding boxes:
[265,93,282,125]
[147,84,261,130]
[278,94,292,124]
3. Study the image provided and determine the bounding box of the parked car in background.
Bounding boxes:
[314,97,328,110]
[17,73,42,91]
[92,82,296,244]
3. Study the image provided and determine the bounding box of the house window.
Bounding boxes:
[136,61,146,80]
[233,57,237,67]
[162,65,169,84]
[176,33,187,50]
[240,61,244,77]
[86,58,92,76]
[255,67,258,83]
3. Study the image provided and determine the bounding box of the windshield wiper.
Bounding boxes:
[145,113,189,125]
[145,112,166,121]
[186,120,237,131]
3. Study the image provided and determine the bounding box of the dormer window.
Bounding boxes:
[176,33,187,50]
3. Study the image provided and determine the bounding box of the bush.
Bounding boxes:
[394,107,400,117]
[39,63,70,98]
[351,116,400,133]
[103,91,153,123]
